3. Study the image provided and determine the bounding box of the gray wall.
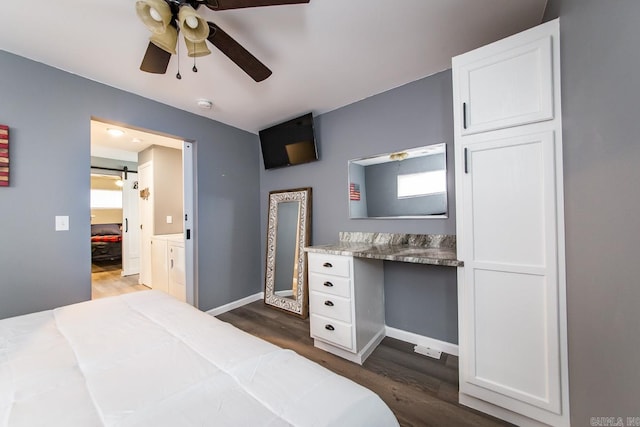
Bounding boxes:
[0,50,261,318]
[260,70,458,343]
[543,1,640,424]
[139,145,183,235]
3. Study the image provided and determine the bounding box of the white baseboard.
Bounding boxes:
[206,292,264,316]
[385,325,459,356]
[205,294,459,359]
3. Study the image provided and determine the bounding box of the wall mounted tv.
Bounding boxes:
[259,113,318,170]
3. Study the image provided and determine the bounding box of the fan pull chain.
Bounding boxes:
[192,42,198,72]
[176,38,182,80]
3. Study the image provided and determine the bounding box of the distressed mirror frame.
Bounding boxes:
[264,187,312,318]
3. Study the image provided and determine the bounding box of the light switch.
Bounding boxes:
[166,215,173,224]
[55,215,69,231]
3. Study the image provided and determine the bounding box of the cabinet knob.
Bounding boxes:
[323,281,333,287]
[324,300,334,307]
[322,262,333,268]
[325,324,335,331]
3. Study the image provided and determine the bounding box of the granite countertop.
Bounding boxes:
[304,232,463,267]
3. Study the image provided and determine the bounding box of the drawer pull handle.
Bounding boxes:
[323,262,333,268]
[325,324,335,331]
[323,281,333,287]
[324,300,334,307]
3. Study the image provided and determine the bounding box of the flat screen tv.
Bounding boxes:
[259,113,318,170]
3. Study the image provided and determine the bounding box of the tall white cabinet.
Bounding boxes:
[452,20,569,426]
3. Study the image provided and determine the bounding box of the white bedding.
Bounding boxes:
[0,291,398,426]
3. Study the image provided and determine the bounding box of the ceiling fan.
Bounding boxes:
[135,0,310,82]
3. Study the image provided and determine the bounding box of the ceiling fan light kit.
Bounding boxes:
[150,25,178,54]
[178,5,211,58]
[135,0,310,82]
[178,6,209,40]
[185,40,211,58]
[135,0,173,33]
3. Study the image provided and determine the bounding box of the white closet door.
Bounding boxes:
[460,131,561,414]
[453,26,554,135]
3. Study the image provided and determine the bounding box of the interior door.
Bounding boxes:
[138,162,153,287]
[121,171,140,276]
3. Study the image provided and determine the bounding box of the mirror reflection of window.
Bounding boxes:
[397,170,446,199]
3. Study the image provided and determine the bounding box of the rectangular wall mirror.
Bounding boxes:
[348,143,447,219]
[264,187,312,318]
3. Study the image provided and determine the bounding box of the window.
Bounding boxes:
[397,170,446,199]
[90,190,122,209]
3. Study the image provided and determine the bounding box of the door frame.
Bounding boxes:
[138,161,154,287]
[90,119,198,307]
[183,140,197,306]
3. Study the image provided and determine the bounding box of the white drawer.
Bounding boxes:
[309,291,352,323]
[308,253,351,277]
[310,314,353,350]
[309,273,351,299]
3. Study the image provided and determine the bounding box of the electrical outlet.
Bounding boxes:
[166,215,173,224]
[414,345,442,360]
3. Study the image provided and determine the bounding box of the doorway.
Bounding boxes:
[90,119,196,305]
[90,171,146,299]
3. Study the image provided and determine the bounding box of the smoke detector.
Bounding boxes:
[197,99,213,110]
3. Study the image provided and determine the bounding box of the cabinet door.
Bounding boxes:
[168,243,186,301]
[150,238,169,293]
[453,26,554,135]
[459,131,562,415]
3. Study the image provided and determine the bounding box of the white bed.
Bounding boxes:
[0,290,398,426]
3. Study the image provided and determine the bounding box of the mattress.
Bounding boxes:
[0,291,399,426]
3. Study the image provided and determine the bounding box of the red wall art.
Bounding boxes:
[0,125,8,187]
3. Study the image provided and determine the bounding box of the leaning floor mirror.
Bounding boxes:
[264,187,312,318]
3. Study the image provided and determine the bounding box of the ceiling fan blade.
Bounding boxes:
[207,22,272,82]
[140,42,171,74]
[202,0,309,11]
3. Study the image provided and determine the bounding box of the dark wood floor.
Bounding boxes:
[217,301,511,427]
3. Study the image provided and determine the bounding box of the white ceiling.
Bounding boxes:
[0,0,546,134]
[90,119,184,162]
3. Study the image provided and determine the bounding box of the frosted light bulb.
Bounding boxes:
[149,7,162,22]
[186,15,199,29]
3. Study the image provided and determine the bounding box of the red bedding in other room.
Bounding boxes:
[91,235,122,243]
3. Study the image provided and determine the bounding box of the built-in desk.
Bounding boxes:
[303,232,461,364]
[304,232,463,267]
